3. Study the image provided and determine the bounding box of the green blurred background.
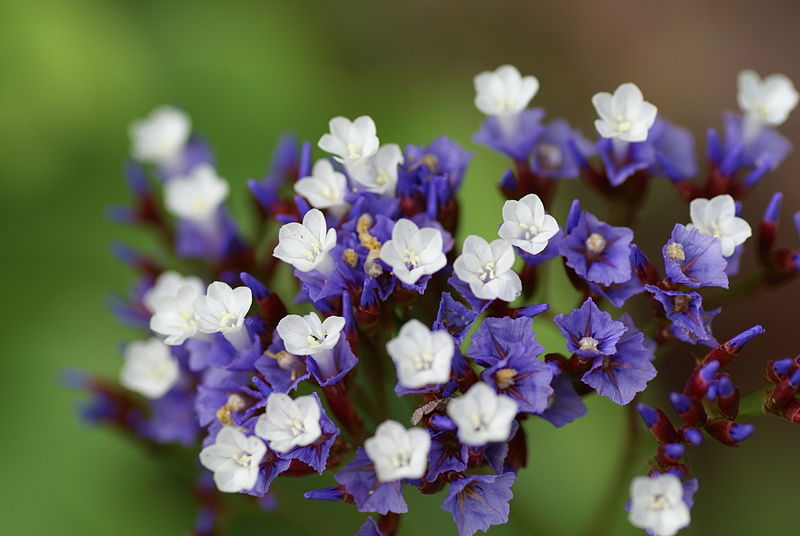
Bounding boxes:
[2,0,799,534]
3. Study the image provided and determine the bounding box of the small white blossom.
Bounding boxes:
[447,382,518,446]
[254,393,322,453]
[737,69,799,127]
[276,312,345,355]
[193,282,252,350]
[474,65,539,117]
[149,284,203,345]
[129,105,191,165]
[386,319,453,389]
[273,209,337,273]
[294,159,348,211]
[364,420,431,482]
[119,338,180,399]
[498,193,559,255]
[199,427,267,493]
[318,115,380,166]
[164,164,229,223]
[350,144,404,197]
[453,235,521,302]
[592,83,658,143]
[378,219,447,285]
[628,474,690,536]
[688,194,751,257]
[142,270,204,314]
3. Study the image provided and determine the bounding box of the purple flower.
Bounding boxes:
[426,429,469,482]
[473,109,545,161]
[482,345,554,414]
[581,314,656,405]
[648,119,698,182]
[433,292,479,345]
[722,112,792,171]
[468,316,543,367]
[441,472,516,536]
[560,210,634,285]
[662,224,729,288]
[529,119,587,179]
[335,448,408,515]
[537,370,589,428]
[554,298,627,358]
[355,517,384,536]
[399,136,471,205]
[645,285,717,346]
[596,138,652,186]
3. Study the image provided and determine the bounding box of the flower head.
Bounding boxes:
[193,281,252,335]
[273,209,337,273]
[276,312,345,356]
[350,144,404,197]
[199,426,267,493]
[554,298,627,358]
[318,115,380,166]
[119,338,180,399]
[142,270,204,314]
[442,472,516,536]
[386,319,454,389]
[737,69,799,127]
[499,194,559,255]
[628,473,691,536]
[379,219,447,285]
[129,105,190,165]
[364,420,431,482]
[559,210,633,285]
[688,195,751,257]
[592,83,657,142]
[453,235,521,302]
[255,393,322,453]
[149,283,203,345]
[164,164,229,223]
[294,159,348,210]
[474,65,539,117]
[662,224,729,288]
[447,382,518,446]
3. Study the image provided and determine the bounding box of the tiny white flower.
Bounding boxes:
[592,83,658,143]
[628,474,690,536]
[447,382,518,446]
[193,281,252,351]
[149,284,203,345]
[350,144,404,197]
[129,105,191,165]
[119,338,180,399]
[453,235,521,302]
[687,194,751,257]
[386,319,453,389]
[364,420,431,482]
[142,270,204,314]
[276,312,345,355]
[164,164,230,223]
[498,193,559,255]
[318,115,380,166]
[273,209,337,273]
[378,219,447,285]
[737,69,799,127]
[474,65,539,117]
[199,426,266,493]
[254,393,322,453]
[294,159,348,211]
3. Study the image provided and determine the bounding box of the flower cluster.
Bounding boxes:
[74,65,800,536]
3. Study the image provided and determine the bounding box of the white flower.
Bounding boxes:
[688,194,751,257]
[273,209,337,273]
[737,69,799,127]
[364,420,431,482]
[453,236,521,302]
[142,270,204,314]
[276,312,345,355]
[318,115,380,166]
[294,159,348,210]
[149,284,203,345]
[350,144,404,197]
[119,338,180,399]
[628,474,690,536]
[378,219,447,285]
[129,105,191,165]
[193,282,252,351]
[254,393,322,453]
[474,65,539,117]
[498,193,559,255]
[199,426,266,493]
[592,83,658,143]
[164,164,230,223]
[386,319,453,389]
[447,382,518,446]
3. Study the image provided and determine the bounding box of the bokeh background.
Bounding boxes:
[2,0,799,534]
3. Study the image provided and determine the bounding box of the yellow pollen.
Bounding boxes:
[614,115,632,132]
[412,352,435,371]
[342,248,358,267]
[286,418,306,437]
[302,241,322,261]
[585,233,606,254]
[403,249,421,269]
[495,368,517,390]
[232,451,253,467]
[346,143,361,159]
[665,242,686,261]
[579,336,600,352]
[218,312,238,329]
[479,262,496,282]
[519,222,539,240]
[408,153,439,172]
[357,214,381,251]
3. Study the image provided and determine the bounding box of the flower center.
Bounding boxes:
[302,241,322,262]
[537,143,563,170]
[495,368,517,390]
[585,233,606,254]
[306,332,325,347]
[519,222,539,241]
[412,352,434,371]
[648,493,669,510]
[346,143,361,159]
[286,417,306,437]
[614,114,632,132]
[232,451,253,467]
[579,336,600,352]
[403,249,421,270]
[218,312,238,329]
[666,242,686,261]
[390,449,411,468]
[673,294,692,313]
[478,262,496,282]
[322,185,337,201]
[469,411,492,432]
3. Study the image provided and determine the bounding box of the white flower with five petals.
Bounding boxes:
[119,338,180,399]
[737,69,799,127]
[164,164,229,223]
[142,270,204,314]
[149,284,203,345]
[276,312,345,356]
[273,209,337,273]
[193,282,252,351]
[129,105,190,165]
[688,194,751,257]
[199,427,266,493]
[386,319,453,389]
[254,393,322,453]
[364,420,431,482]
[318,116,380,166]
[447,382,518,446]
[474,65,539,117]
[592,83,658,143]
[498,193,559,255]
[350,144,404,197]
[627,474,690,536]
[294,159,348,211]
[379,219,447,285]
[453,236,521,302]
